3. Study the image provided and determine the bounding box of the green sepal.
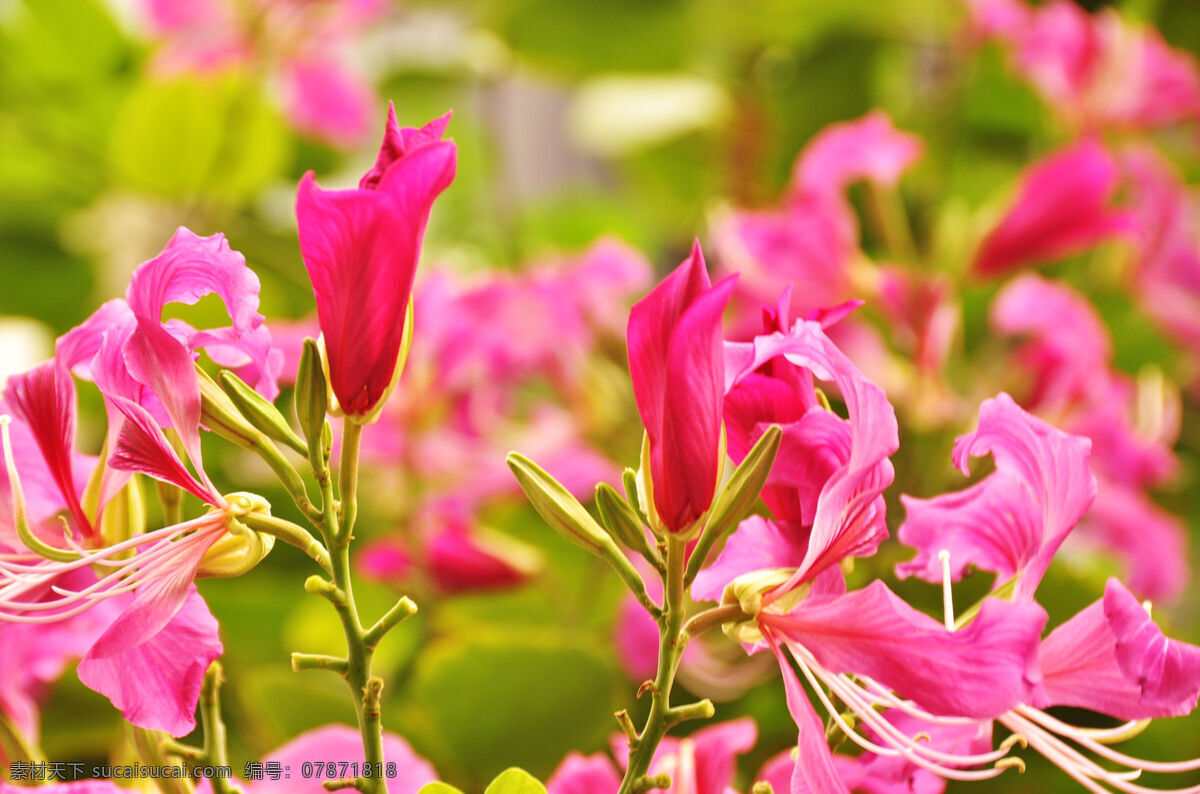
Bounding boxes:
[685,424,781,584]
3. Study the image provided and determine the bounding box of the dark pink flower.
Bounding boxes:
[627,243,735,532]
[964,0,1200,130]
[974,140,1134,276]
[715,112,922,326]
[297,107,456,421]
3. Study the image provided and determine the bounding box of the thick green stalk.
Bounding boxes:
[309,426,390,794]
[618,536,703,793]
[337,420,364,546]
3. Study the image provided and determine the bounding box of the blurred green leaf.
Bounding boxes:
[403,630,620,785]
[418,784,465,794]
[485,768,547,794]
[109,75,288,204]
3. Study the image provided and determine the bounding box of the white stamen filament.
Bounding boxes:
[1017,706,1200,775]
[1003,710,1200,794]
[786,644,1018,782]
[938,549,955,630]
[0,515,225,623]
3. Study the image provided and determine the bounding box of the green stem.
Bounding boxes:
[305,427,391,794]
[239,513,331,575]
[251,435,321,523]
[682,603,750,640]
[0,711,44,764]
[618,536,706,793]
[199,663,241,794]
[337,421,363,546]
[867,183,918,263]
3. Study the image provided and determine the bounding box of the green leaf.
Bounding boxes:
[109,74,288,204]
[418,784,464,794]
[485,768,548,794]
[404,631,620,782]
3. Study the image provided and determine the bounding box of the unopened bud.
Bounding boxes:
[507,453,613,557]
[595,482,656,562]
[196,366,260,449]
[295,337,329,444]
[219,370,306,453]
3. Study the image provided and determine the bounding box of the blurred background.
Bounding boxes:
[3,0,1200,790]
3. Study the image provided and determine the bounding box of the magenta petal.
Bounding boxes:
[546,752,622,794]
[773,639,849,794]
[78,586,222,736]
[627,243,734,530]
[126,228,263,336]
[691,717,758,794]
[974,139,1135,276]
[764,581,1046,718]
[897,393,1096,601]
[990,274,1111,409]
[361,104,454,190]
[296,114,456,419]
[4,361,92,536]
[657,274,736,529]
[107,395,221,506]
[250,724,438,794]
[1104,578,1200,714]
[793,110,924,198]
[283,59,376,147]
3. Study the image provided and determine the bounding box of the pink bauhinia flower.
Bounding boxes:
[0,228,284,736]
[963,0,1200,131]
[546,718,756,794]
[686,313,1046,794]
[990,274,1186,599]
[141,0,385,146]
[973,140,1134,277]
[1122,146,1200,368]
[627,242,735,533]
[714,111,923,326]
[296,106,457,422]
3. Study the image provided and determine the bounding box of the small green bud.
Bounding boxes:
[507,452,652,607]
[196,366,260,449]
[595,482,656,562]
[219,370,306,454]
[295,337,329,444]
[507,452,613,557]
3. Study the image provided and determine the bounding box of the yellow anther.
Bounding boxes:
[995,757,1026,774]
[913,732,932,744]
[1000,733,1029,751]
